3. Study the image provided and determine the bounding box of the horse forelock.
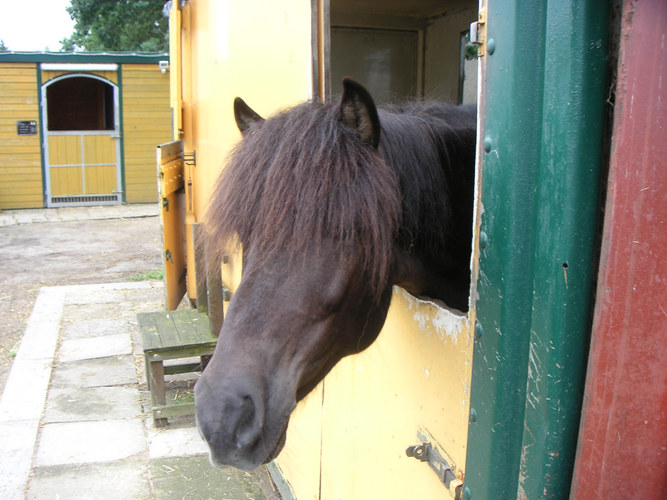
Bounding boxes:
[203,101,402,298]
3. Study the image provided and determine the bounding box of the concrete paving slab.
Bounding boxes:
[151,455,281,500]
[11,286,63,364]
[25,287,66,324]
[13,321,61,362]
[62,301,125,322]
[120,288,166,303]
[64,289,132,306]
[148,425,209,459]
[44,386,143,422]
[28,461,149,500]
[0,419,41,499]
[0,204,159,227]
[0,358,53,421]
[5,210,44,225]
[67,281,155,293]
[51,355,137,388]
[62,282,153,306]
[122,285,166,300]
[35,419,146,466]
[2,280,282,499]
[61,316,129,339]
[59,332,132,362]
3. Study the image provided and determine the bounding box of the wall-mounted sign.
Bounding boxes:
[17,120,38,136]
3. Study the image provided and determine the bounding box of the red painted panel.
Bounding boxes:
[571,1,667,498]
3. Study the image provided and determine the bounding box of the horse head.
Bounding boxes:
[195,79,400,469]
[195,79,475,469]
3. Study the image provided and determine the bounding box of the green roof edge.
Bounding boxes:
[0,51,168,64]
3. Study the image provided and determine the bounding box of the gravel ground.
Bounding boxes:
[0,210,164,397]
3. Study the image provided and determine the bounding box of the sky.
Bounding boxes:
[0,0,75,51]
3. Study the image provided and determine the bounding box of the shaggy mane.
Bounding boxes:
[203,101,402,296]
[202,99,476,300]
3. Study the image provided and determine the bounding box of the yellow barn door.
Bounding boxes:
[43,74,122,207]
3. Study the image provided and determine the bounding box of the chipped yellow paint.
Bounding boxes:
[313,289,473,499]
[399,288,468,344]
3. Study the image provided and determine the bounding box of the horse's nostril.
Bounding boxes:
[233,395,261,449]
[195,375,268,467]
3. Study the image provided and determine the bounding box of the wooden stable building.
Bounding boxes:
[160,1,666,499]
[0,52,171,209]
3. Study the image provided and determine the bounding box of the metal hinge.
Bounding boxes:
[406,428,464,498]
[470,8,487,56]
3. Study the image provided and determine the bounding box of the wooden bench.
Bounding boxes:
[137,309,218,427]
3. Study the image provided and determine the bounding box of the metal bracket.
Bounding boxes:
[183,151,196,167]
[406,429,464,498]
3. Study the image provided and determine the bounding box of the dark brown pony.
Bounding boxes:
[195,78,476,470]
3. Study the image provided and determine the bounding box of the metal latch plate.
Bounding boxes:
[406,428,464,498]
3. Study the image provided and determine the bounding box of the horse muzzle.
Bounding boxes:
[194,374,293,470]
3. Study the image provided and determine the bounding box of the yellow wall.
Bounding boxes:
[173,0,313,299]
[0,63,42,209]
[319,292,472,498]
[41,70,118,85]
[178,0,313,220]
[121,63,171,203]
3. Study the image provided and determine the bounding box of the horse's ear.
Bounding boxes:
[338,77,380,148]
[234,97,265,134]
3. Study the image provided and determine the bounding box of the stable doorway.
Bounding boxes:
[42,74,122,207]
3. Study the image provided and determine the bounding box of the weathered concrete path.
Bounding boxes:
[0,281,280,499]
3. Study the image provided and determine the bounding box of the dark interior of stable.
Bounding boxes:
[329,0,478,104]
[46,76,115,131]
[329,0,479,310]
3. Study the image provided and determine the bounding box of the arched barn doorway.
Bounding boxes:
[42,74,122,207]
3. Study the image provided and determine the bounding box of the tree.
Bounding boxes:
[0,40,8,51]
[61,0,169,52]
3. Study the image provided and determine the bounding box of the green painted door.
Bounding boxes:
[464,1,609,498]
